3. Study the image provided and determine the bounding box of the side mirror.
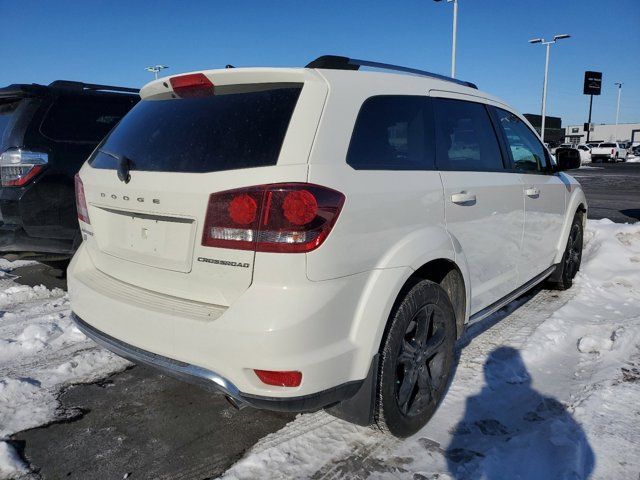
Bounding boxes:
[555,148,581,171]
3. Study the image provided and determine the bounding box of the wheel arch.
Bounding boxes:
[553,186,588,264]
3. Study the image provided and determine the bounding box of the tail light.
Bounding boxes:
[0,149,47,187]
[74,174,90,224]
[254,369,302,387]
[202,183,345,253]
[611,149,615,155]
[169,73,215,98]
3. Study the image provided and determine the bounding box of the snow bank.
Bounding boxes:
[223,219,640,480]
[0,273,129,479]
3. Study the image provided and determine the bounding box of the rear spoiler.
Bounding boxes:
[0,81,138,99]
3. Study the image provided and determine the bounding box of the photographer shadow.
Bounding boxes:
[446,346,594,479]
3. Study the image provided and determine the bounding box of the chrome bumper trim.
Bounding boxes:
[71,313,248,408]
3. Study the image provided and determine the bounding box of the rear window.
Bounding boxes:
[89,84,302,173]
[599,143,616,148]
[41,94,137,143]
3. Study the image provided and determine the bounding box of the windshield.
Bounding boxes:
[89,83,302,173]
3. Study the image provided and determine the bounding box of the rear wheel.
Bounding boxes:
[375,280,456,437]
[547,212,583,290]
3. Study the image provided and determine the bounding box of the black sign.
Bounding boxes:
[583,71,602,95]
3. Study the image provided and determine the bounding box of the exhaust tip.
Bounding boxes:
[225,395,246,410]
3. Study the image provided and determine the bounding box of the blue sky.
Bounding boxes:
[1,0,638,126]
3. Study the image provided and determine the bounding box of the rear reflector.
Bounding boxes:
[169,73,214,98]
[202,183,345,253]
[0,149,48,187]
[254,370,302,387]
[74,174,90,224]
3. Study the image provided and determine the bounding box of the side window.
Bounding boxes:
[40,95,137,143]
[433,98,504,171]
[347,96,434,170]
[493,108,548,173]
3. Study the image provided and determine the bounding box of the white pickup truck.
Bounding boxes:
[590,142,627,162]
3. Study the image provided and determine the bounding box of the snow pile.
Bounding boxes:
[0,264,129,479]
[223,219,640,480]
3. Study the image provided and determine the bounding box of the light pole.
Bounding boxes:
[145,65,169,80]
[529,34,570,143]
[614,82,623,141]
[434,0,458,78]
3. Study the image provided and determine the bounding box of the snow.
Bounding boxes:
[223,219,640,480]
[0,220,638,479]
[0,260,129,479]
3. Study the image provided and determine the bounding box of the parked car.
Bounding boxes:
[0,81,138,264]
[590,142,627,162]
[576,144,592,164]
[68,56,587,437]
[550,143,574,155]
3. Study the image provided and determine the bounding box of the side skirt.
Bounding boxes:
[467,265,556,327]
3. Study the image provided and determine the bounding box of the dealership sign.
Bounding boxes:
[583,71,602,95]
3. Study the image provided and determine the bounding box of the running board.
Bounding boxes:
[467,265,557,326]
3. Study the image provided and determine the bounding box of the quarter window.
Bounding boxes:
[433,98,504,171]
[347,96,434,170]
[494,108,548,173]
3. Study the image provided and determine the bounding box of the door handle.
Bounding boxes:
[525,187,540,198]
[451,192,477,205]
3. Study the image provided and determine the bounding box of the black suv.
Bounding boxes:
[0,81,138,262]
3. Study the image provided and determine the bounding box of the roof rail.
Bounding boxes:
[305,55,477,89]
[48,80,139,94]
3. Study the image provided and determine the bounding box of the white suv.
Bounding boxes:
[69,56,587,437]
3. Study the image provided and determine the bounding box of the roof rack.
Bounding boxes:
[48,80,139,94]
[305,55,478,89]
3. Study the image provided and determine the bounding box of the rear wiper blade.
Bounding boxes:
[100,150,132,184]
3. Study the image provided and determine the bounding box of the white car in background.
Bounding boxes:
[68,55,587,437]
[591,142,627,162]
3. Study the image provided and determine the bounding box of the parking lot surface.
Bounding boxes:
[571,162,640,223]
[9,161,640,479]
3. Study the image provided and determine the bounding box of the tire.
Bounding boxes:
[375,279,456,437]
[547,212,583,290]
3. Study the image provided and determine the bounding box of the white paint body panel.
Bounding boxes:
[69,66,586,399]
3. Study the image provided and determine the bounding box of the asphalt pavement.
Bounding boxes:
[8,161,640,479]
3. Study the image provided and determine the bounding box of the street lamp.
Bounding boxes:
[434,0,459,78]
[529,34,570,143]
[145,65,169,80]
[614,82,623,141]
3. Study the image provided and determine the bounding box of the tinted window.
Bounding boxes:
[494,108,548,173]
[90,84,301,173]
[40,95,137,143]
[347,96,434,170]
[599,143,616,148]
[0,99,20,146]
[433,98,504,171]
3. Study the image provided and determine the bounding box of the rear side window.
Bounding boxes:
[433,98,504,171]
[493,108,548,173]
[40,95,137,143]
[0,99,20,146]
[90,84,302,173]
[347,96,434,170]
[599,143,616,148]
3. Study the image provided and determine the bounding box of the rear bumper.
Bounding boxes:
[0,181,79,255]
[0,223,75,255]
[67,242,391,402]
[72,312,363,411]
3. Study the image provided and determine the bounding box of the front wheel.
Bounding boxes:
[547,212,583,290]
[375,280,456,437]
